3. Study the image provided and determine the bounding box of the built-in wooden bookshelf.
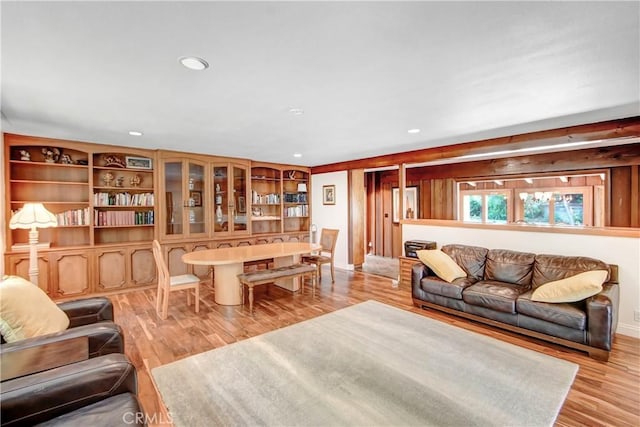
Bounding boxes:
[251,165,282,235]
[92,152,155,245]
[4,134,312,298]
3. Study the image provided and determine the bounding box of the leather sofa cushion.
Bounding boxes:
[485,249,536,287]
[517,291,587,330]
[532,254,610,288]
[463,281,528,314]
[420,276,476,300]
[441,244,488,281]
[36,393,144,426]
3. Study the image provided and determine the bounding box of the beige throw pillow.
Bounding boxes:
[531,270,608,303]
[416,249,467,283]
[0,275,70,342]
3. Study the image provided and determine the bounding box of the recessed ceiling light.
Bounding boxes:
[128,131,143,136]
[407,128,421,134]
[178,56,209,71]
[293,153,303,158]
[289,108,304,115]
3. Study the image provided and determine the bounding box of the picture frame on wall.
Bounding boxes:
[237,196,246,213]
[189,191,202,207]
[125,156,153,169]
[323,185,336,205]
[392,187,418,222]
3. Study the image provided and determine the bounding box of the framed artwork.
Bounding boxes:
[125,156,153,169]
[323,185,336,205]
[237,196,246,213]
[189,191,202,206]
[392,186,418,222]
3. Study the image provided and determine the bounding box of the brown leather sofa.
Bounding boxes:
[1,353,145,426]
[0,297,124,358]
[412,244,619,360]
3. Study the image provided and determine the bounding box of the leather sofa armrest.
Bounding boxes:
[411,263,431,292]
[0,353,138,426]
[0,322,124,360]
[586,282,619,351]
[57,297,114,328]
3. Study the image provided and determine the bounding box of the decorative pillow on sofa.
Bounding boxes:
[531,270,608,303]
[0,275,69,342]
[416,249,467,283]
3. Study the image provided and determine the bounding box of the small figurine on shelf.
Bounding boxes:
[59,153,73,164]
[116,176,125,187]
[130,174,142,187]
[41,147,61,163]
[102,172,114,186]
[19,150,31,161]
[103,154,126,168]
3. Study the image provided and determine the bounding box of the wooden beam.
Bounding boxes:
[311,117,640,174]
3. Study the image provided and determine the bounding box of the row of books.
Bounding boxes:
[94,192,154,206]
[283,205,309,217]
[283,192,308,203]
[252,192,280,205]
[94,210,154,226]
[56,208,91,226]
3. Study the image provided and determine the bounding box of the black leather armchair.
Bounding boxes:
[1,353,145,426]
[0,297,124,359]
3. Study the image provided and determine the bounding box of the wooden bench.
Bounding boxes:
[237,264,318,313]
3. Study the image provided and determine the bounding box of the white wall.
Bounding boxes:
[310,171,352,270]
[403,223,640,338]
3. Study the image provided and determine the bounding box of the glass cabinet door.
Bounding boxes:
[213,165,228,233]
[231,165,248,232]
[187,162,206,235]
[164,161,183,236]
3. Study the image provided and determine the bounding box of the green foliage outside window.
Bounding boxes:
[487,195,507,222]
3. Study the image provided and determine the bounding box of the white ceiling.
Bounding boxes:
[1,1,638,167]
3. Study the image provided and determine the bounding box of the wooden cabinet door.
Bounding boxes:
[95,248,127,292]
[5,253,51,296]
[50,251,92,298]
[190,242,211,279]
[130,246,156,287]
[165,243,190,276]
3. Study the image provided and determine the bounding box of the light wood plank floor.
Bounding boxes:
[111,267,640,427]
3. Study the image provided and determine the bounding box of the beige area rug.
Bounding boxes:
[152,300,578,427]
[361,254,399,279]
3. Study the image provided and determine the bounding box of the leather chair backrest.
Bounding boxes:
[531,254,610,288]
[485,249,536,287]
[441,244,488,281]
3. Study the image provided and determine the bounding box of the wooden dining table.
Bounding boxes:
[182,242,321,306]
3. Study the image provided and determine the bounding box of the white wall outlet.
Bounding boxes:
[634,310,640,322]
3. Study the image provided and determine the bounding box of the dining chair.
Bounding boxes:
[302,228,339,283]
[152,240,201,320]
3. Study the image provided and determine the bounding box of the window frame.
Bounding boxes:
[458,189,514,224]
[515,186,594,226]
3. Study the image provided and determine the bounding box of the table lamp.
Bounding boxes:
[9,203,57,285]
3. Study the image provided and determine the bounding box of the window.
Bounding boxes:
[517,187,593,226]
[457,174,601,227]
[460,190,512,224]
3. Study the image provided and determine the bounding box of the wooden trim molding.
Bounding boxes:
[402,219,640,238]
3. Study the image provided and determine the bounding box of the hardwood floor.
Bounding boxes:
[111,268,640,426]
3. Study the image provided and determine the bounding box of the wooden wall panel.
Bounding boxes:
[610,167,632,227]
[632,165,639,228]
[348,169,365,267]
[430,179,455,220]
